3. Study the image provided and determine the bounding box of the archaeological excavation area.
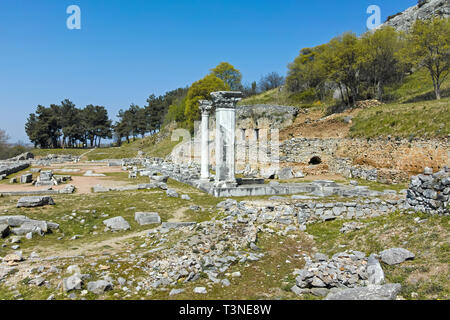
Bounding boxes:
[0,92,448,301]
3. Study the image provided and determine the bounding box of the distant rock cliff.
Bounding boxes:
[380,0,450,32]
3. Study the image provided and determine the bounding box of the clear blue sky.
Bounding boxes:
[0,0,416,143]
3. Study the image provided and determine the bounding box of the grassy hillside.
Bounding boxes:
[245,69,449,139]
[86,135,181,161]
[30,134,182,161]
[29,70,449,160]
[239,88,327,108]
[350,97,450,138]
[30,148,89,158]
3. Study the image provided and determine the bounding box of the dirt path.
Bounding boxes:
[30,228,155,260]
[79,149,95,161]
[167,207,189,222]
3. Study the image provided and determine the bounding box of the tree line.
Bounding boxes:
[24,61,283,148]
[0,129,30,160]
[25,101,112,149]
[25,18,448,149]
[286,18,450,106]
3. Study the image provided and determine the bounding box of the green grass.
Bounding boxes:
[30,132,182,162]
[0,178,222,254]
[349,179,408,193]
[383,69,450,103]
[349,97,450,138]
[307,211,450,300]
[31,148,90,158]
[86,135,181,161]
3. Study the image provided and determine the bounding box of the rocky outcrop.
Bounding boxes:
[381,0,450,32]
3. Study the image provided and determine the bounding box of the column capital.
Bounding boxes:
[199,100,213,115]
[211,91,243,109]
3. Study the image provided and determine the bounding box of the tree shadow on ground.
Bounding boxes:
[403,87,450,104]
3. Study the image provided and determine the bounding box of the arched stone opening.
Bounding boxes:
[309,156,322,165]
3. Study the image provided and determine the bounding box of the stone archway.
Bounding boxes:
[309,156,322,165]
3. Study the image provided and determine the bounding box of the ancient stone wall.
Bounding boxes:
[280,137,450,183]
[405,167,449,215]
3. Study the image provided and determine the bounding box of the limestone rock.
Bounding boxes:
[0,224,10,238]
[325,284,402,300]
[16,196,55,208]
[103,216,131,231]
[20,174,33,184]
[166,189,179,198]
[277,167,294,180]
[380,0,450,32]
[87,280,113,294]
[367,255,385,285]
[379,248,415,265]
[134,212,161,226]
[193,287,207,294]
[63,274,83,292]
[169,288,185,296]
[151,175,169,183]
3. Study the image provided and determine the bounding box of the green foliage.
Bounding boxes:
[358,27,406,101]
[405,17,450,100]
[164,98,187,124]
[286,18,450,107]
[25,101,112,149]
[184,74,228,131]
[0,129,31,160]
[210,62,243,91]
[286,45,328,99]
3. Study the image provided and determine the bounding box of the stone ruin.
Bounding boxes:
[35,170,57,187]
[406,167,449,215]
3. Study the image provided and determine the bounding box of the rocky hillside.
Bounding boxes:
[381,0,450,31]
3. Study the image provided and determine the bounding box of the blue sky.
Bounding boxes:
[0,0,416,143]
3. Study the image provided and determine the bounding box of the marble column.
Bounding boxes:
[199,100,212,182]
[211,91,243,188]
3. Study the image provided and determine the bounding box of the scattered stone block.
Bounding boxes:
[0,224,10,238]
[166,189,179,198]
[103,216,131,231]
[63,274,83,292]
[151,175,169,183]
[169,288,185,296]
[16,196,55,208]
[193,287,207,294]
[87,280,113,294]
[367,255,385,285]
[325,284,402,300]
[277,167,294,180]
[134,212,161,226]
[20,174,33,184]
[379,248,415,265]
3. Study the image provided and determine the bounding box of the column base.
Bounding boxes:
[214,180,238,189]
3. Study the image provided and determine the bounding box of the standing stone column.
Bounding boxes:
[199,100,213,182]
[211,91,243,188]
